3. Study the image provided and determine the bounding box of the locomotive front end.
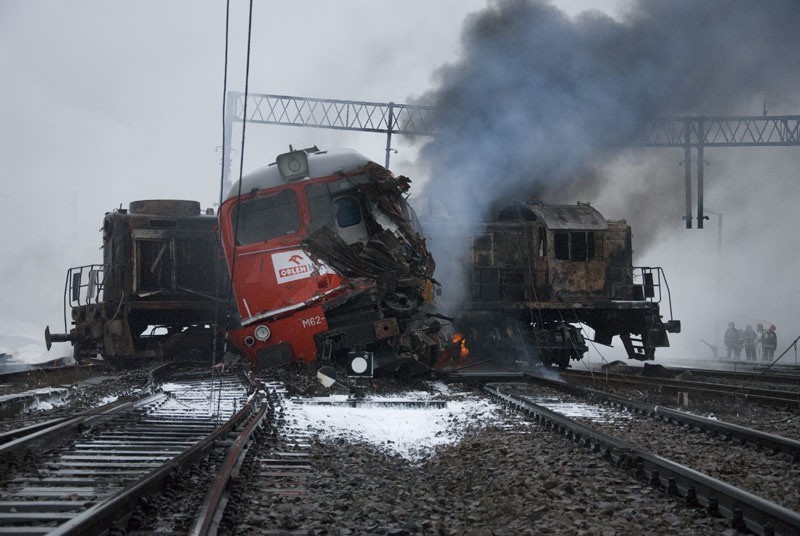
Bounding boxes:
[219,148,442,375]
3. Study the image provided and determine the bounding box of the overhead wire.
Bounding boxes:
[220,0,255,340]
[212,0,233,366]
[211,0,254,414]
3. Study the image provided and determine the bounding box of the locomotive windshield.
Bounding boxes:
[232,189,300,245]
[335,197,361,227]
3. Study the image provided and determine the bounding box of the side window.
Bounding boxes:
[554,232,569,260]
[335,197,362,228]
[570,232,587,261]
[138,239,173,290]
[538,227,547,257]
[307,180,361,233]
[554,231,601,261]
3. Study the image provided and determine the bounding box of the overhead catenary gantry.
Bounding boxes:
[223,91,800,229]
[222,91,436,177]
[632,115,800,228]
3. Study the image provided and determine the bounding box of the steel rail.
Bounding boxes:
[48,388,258,536]
[0,395,160,459]
[565,366,800,388]
[564,370,800,407]
[0,392,159,447]
[583,388,800,459]
[520,371,800,458]
[0,417,71,445]
[189,386,270,536]
[485,383,800,536]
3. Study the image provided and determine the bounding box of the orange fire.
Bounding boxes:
[451,332,470,359]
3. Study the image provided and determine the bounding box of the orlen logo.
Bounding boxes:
[272,250,314,284]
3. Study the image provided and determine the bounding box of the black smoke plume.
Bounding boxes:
[415,0,800,243]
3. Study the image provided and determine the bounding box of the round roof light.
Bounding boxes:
[254,325,271,342]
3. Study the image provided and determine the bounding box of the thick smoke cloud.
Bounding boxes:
[417,0,800,233]
[413,0,800,359]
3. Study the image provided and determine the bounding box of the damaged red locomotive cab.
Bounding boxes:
[218,147,442,375]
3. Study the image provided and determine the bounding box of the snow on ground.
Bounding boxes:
[0,387,71,412]
[97,394,120,406]
[286,382,503,461]
[158,381,247,418]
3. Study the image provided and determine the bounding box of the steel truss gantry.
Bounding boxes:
[633,116,800,227]
[223,91,800,229]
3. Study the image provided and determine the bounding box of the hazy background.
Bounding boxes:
[1,0,797,366]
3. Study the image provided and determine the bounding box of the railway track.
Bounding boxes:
[4,360,798,534]
[0,366,262,535]
[485,377,800,535]
[563,367,800,408]
[218,381,315,535]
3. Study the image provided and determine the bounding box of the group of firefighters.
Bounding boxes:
[723,322,778,361]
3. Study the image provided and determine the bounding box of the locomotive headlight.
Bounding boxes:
[350,356,369,374]
[346,350,373,378]
[254,325,271,342]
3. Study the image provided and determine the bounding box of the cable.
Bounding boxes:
[217,0,231,209]
[212,0,232,366]
[222,0,255,340]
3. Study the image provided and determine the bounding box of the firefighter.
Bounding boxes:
[743,324,757,360]
[724,321,740,360]
[756,323,764,359]
[762,324,777,361]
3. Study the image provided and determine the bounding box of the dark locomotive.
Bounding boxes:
[45,148,679,373]
[435,201,680,369]
[45,200,227,368]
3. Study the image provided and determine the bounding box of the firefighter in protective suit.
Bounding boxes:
[762,325,777,361]
[724,322,741,359]
[743,325,757,360]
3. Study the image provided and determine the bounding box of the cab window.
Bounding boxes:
[335,197,362,228]
[232,189,300,245]
[554,231,600,261]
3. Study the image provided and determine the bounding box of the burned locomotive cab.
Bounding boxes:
[460,201,680,369]
[218,147,441,376]
[45,200,227,367]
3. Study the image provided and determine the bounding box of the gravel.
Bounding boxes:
[223,389,736,535]
[3,365,795,534]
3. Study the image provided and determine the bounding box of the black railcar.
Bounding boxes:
[46,200,227,367]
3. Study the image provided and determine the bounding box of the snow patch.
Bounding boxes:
[287,386,503,461]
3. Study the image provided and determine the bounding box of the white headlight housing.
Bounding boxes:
[254,325,271,342]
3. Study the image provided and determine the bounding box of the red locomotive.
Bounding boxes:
[217,147,446,376]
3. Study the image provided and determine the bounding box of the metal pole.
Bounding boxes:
[385,102,395,169]
[697,117,705,229]
[684,117,692,229]
[222,91,236,187]
[707,210,723,347]
[715,212,722,345]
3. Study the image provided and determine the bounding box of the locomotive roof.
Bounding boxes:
[224,148,372,201]
[499,202,608,230]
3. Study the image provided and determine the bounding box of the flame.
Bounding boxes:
[451,332,470,359]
